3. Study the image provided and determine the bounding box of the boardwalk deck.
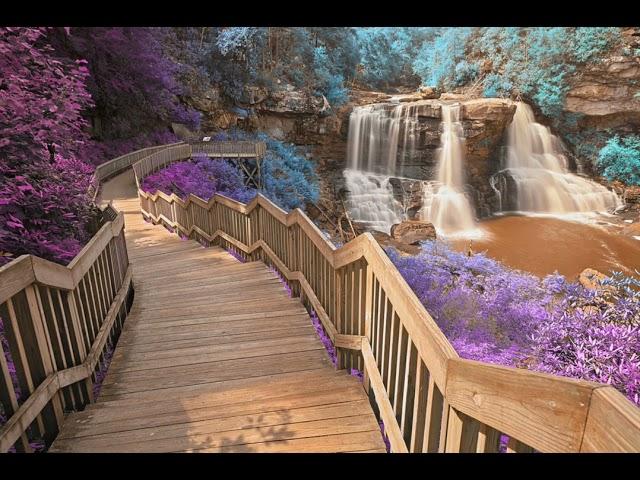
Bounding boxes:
[49,170,386,453]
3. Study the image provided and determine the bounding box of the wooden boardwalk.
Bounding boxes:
[49,171,385,453]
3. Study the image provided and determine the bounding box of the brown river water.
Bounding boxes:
[449,215,640,279]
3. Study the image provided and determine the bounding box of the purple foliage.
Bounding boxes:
[65,27,200,143]
[141,155,256,204]
[0,27,97,266]
[379,420,391,453]
[81,130,179,167]
[92,340,115,399]
[388,241,640,405]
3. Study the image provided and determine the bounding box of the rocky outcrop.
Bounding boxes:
[623,186,640,205]
[565,39,640,126]
[461,98,517,216]
[390,220,437,245]
[561,28,640,169]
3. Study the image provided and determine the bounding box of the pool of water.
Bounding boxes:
[449,214,640,279]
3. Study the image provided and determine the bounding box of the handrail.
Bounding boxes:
[0,208,133,450]
[133,143,640,453]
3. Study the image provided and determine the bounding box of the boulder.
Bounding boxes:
[623,186,640,205]
[390,220,436,245]
[578,268,609,290]
[418,86,440,99]
[170,122,199,141]
[370,230,421,255]
[241,85,269,105]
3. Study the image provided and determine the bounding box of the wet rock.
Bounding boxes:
[390,220,436,245]
[171,122,199,141]
[578,268,609,290]
[370,230,421,255]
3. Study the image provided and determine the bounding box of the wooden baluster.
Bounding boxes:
[410,357,428,452]
[79,277,98,346]
[424,378,444,452]
[36,287,72,410]
[383,303,396,393]
[2,297,45,435]
[0,304,32,452]
[506,437,534,453]
[476,424,501,453]
[397,329,413,443]
[391,322,407,416]
[334,267,343,370]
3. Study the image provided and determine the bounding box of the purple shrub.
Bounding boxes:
[142,155,256,204]
[0,27,97,266]
[388,241,640,405]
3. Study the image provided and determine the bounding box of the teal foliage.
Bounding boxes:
[213,129,320,211]
[355,27,435,88]
[573,27,620,63]
[482,73,512,98]
[458,27,620,118]
[313,46,348,106]
[258,133,320,210]
[596,135,640,185]
[413,27,474,89]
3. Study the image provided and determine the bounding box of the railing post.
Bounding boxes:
[362,263,374,393]
[335,268,344,370]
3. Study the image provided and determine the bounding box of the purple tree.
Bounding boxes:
[64,27,199,162]
[0,27,96,266]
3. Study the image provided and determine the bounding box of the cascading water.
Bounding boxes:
[420,103,476,234]
[343,103,421,233]
[495,102,621,214]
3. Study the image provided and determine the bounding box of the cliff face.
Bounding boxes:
[561,28,640,170]
[565,28,640,125]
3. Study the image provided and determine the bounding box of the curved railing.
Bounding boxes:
[0,139,270,453]
[133,143,640,453]
[0,206,132,452]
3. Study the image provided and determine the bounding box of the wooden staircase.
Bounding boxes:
[49,185,385,453]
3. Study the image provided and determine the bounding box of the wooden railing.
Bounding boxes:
[191,140,266,158]
[94,142,185,183]
[0,206,132,452]
[133,144,640,453]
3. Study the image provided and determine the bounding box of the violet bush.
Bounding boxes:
[141,154,256,203]
[388,241,640,406]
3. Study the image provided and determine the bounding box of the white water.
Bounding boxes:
[344,103,421,232]
[499,102,621,214]
[420,104,476,234]
[343,169,403,232]
[346,103,420,174]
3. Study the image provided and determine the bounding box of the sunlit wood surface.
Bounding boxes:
[49,171,385,453]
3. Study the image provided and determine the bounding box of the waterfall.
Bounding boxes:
[420,103,476,234]
[344,103,421,233]
[343,169,403,232]
[496,102,621,214]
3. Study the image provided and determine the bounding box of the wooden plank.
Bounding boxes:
[55,399,374,448]
[51,414,380,453]
[580,386,640,452]
[361,339,408,453]
[445,357,597,453]
[57,386,369,440]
